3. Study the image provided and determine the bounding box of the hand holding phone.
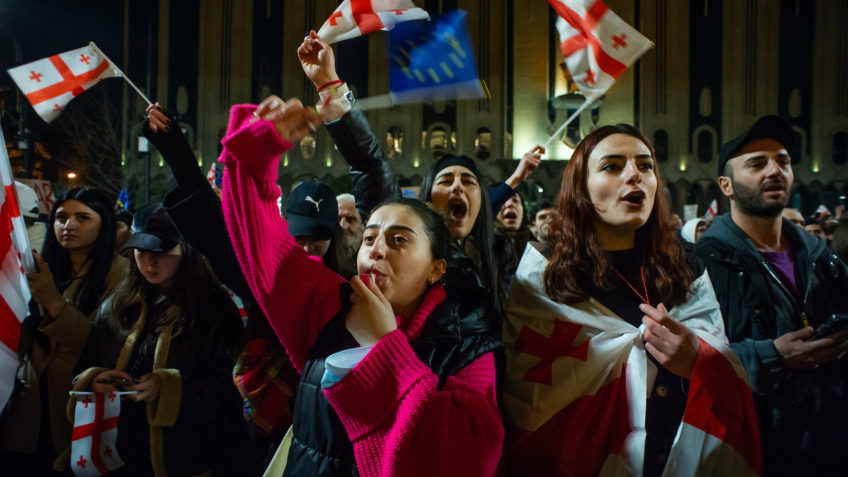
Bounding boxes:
[808,314,848,341]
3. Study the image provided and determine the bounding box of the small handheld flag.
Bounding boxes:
[7,43,150,123]
[70,391,135,476]
[317,0,430,45]
[116,189,129,210]
[544,0,653,146]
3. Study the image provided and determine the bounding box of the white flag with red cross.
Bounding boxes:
[501,245,763,476]
[70,391,133,477]
[549,0,652,96]
[317,0,430,45]
[706,199,718,219]
[7,44,121,123]
[0,124,33,411]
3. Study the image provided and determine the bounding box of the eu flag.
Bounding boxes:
[116,189,129,209]
[389,10,483,104]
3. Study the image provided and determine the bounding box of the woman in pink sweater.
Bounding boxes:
[218,97,503,477]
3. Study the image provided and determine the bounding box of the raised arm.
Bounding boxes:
[490,145,544,213]
[219,97,345,371]
[299,31,400,220]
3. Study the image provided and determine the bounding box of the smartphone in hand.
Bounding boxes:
[94,377,133,386]
[808,314,848,341]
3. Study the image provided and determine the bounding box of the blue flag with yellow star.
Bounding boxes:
[389,9,483,104]
[116,189,129,209]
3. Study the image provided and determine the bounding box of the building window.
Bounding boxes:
[653,129,669,163]
[833,131,847,165]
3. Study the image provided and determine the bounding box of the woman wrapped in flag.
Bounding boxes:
[500,125,763,476]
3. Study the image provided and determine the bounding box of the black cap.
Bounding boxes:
[718,115,795,177]
[285,181,337,241]
[122,203,182,252]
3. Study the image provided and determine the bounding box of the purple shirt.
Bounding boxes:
[759,249,800,299]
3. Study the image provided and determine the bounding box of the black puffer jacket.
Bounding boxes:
[696,213,848,476]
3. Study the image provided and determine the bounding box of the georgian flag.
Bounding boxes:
[0,124,33,411]
[317,0,430,45]
[70,391,134,476]
[501,245,763,476]
[549,0,652,96]
[816,204,832,217]
[706,199,718,219]
[7,44,121,123]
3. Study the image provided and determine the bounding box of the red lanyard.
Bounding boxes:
[613,267,650,306]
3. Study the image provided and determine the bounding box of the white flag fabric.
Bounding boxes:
[501,245,763,476]
[706,199,718,219]
[317,0,430,44]
[0,124,33,410]
[549,0,652,96]
[815,204,832,217]
[70,391,133,476]
[7,44,120,123]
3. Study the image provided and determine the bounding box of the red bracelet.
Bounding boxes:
[317,79,343,91]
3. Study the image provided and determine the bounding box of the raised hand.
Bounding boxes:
[254,95,321,144]
[641,303,700,379]
[506,145,544,188]
[145,102,173,133]
[345,274,397,347]
[298,30,339,88]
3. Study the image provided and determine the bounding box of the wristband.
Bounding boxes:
[317,79,343,91]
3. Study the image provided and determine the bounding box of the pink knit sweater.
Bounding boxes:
[218,105,503,477]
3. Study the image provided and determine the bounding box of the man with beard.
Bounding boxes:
[696,115,848,476]
[334,193,363,278]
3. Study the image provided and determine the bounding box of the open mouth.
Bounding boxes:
[504,211,517,220]
[448,200,467,220]
[622,190,646,206]
[763,182,785,193]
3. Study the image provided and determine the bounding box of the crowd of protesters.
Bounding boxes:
[1,31,847,477]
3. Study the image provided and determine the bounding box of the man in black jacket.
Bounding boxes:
[696,115,848,476]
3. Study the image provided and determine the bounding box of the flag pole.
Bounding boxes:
[543,93,599,148]
[89,42,152,106]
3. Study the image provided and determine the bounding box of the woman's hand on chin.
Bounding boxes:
[640,303,700,379]
[345,274,397,347]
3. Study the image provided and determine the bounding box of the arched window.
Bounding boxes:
[475,127,492,159]
[653,129,669,163]
[834,131,848,165]
[697,129,714,163]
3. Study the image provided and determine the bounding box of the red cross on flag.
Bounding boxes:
[317,0,430,45]
[70,391,133,476]
[7,44,121,123]
[706,199,718,219]
[0,124,33,411]
[549,0,652,96]
[501,245,762,476]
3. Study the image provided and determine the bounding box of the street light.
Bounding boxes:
[66,171,77,179]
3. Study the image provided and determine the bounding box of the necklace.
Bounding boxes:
[613,266,650,306]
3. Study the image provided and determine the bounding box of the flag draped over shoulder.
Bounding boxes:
[7,44,120,123]
[0,124,33,411]
[317,0,430,45]
[549,0,652,96]
[501,245,763,476]
[70,391,133,477]
[387,9,483,105]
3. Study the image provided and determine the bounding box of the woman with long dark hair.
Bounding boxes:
[500,125,762,476]
[219,100,502,476]
[1,188,127,475]
[71,203,244,476]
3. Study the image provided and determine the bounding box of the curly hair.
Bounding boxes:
[544,124,694,307]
